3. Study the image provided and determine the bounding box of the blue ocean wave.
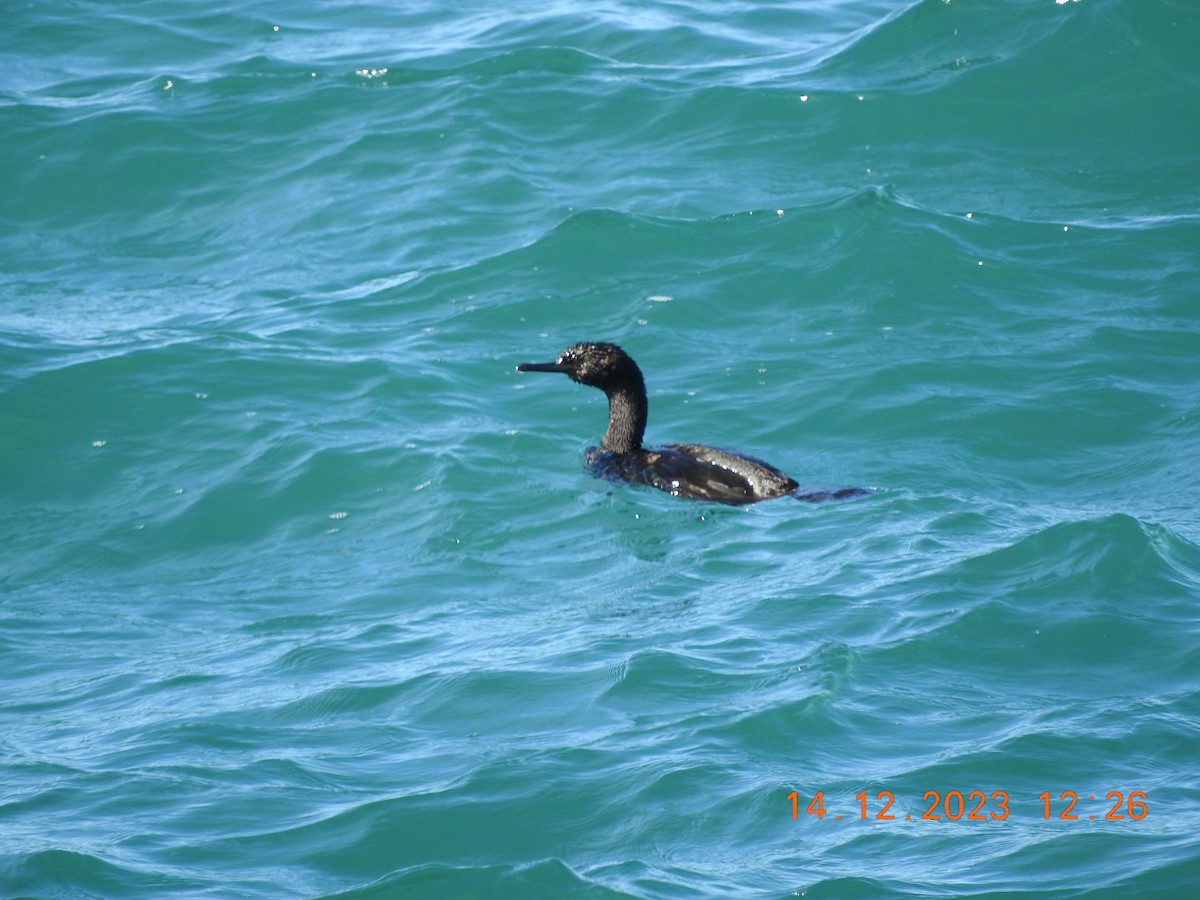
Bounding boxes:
[3,0,1200,897]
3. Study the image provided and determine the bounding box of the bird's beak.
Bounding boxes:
[516,360,568,373]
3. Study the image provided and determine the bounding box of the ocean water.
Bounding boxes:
[3,0,1199,896]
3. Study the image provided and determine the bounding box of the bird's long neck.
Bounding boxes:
[602,384,647,454]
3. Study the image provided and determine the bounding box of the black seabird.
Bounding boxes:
[515,341,869,505]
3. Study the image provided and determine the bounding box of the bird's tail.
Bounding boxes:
[792,487,873,502]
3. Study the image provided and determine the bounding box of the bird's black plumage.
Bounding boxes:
[516,342,868,505]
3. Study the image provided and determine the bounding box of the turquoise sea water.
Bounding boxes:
[3,0,1200,896]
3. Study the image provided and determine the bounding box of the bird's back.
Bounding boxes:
[586,442,799,505]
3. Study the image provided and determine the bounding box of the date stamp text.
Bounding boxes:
[787,790,1148,822]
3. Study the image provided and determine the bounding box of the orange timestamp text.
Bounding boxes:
[787,790,1148,822]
